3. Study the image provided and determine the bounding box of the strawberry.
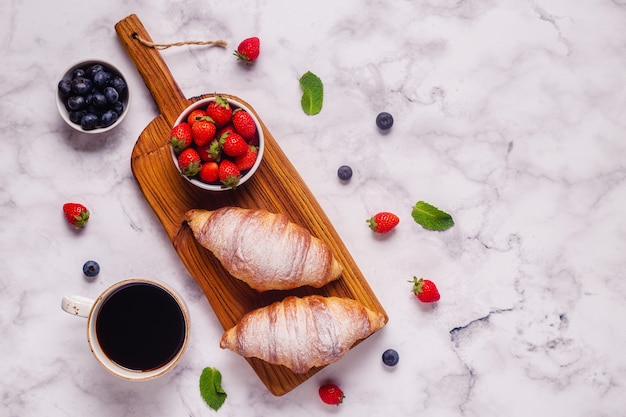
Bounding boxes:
[198,161,219,183]
[319,384,344,406]
[232,109,257,142]
[234,145,258,171]
[221,132,248,157]
[169,122,193,153]
[218,159,241,188]
[409,277,440,303]
[217,124,236,139]
[234,37,260,63]
[63,202,90,229]
[366,212,399,233]
[187,108,207,127]
[197,139,222,162]
[177,147,201,177]
[206,96,232,128]
[191,117,216,147]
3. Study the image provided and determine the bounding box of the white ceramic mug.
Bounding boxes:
[61,278,190,381]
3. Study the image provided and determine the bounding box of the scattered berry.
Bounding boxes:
[82,260,100,278]
[376,112,394,130]
[337,165,353,181]
[382,349,399,366]
[63,203,90,229]
[177,147,202,177]
[319,384,345,406]
[366,212,399,233]
[410,277,440,303]
[234,37,260,63]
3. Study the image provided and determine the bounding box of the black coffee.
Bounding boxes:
[95,282,186,371]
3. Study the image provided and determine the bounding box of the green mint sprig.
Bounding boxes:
[199,367,227,411]
[299,71,323,115]
[411,201,454,231]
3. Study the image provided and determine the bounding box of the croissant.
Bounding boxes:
[185,207,343,291]
[220,295,386,373]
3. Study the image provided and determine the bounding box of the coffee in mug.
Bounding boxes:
[62,278,190,380]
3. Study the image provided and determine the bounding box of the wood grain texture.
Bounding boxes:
[115,14,387,396]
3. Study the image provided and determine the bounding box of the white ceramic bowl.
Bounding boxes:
[56,59,131,134]
[170,96,265,191]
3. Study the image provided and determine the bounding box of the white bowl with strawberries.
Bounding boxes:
[169,95,264,191]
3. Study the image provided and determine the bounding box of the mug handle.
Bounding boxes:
[61,295,95,318]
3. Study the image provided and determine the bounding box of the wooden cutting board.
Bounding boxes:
[115,14,388,396]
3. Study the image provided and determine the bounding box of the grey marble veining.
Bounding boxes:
[1,0,625,416]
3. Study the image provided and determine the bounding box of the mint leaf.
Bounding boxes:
[199,367,227,411]
[299,71,323,115]
[411,201,454,231]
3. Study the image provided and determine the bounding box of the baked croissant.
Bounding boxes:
[185,207,343,291]
[220,295,386,373]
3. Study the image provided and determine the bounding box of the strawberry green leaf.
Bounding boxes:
[199,367,227,411]
[411,201,454,231]
[299,71,323,115]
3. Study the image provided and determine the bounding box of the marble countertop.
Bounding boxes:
[2,0,625,415]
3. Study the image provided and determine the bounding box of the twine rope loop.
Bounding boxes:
[132,32,227,50]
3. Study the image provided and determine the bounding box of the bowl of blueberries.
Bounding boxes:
[56,59,131,133]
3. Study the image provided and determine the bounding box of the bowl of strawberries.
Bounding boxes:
[169,95,264,191]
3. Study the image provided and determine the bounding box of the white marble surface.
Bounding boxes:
[2,0,625,415]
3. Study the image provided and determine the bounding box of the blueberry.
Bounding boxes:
[58,79,72,97]
[100,110,119,127]
[69,110,87,124]
[103,86,119,104]
[376,112,394,130]
[67,95,86,110]
[72,68,86,78]
[382,349,399,366]
[109,76,126,93]
[80,113,99,130]
[93,70,112,89]
[71,77,92,95]
[337,165,353,181]
[112,101,124,114]
[91,92,108,108]
[85,64,104,78]
[82,260,100,278]
[85,104,98,115]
